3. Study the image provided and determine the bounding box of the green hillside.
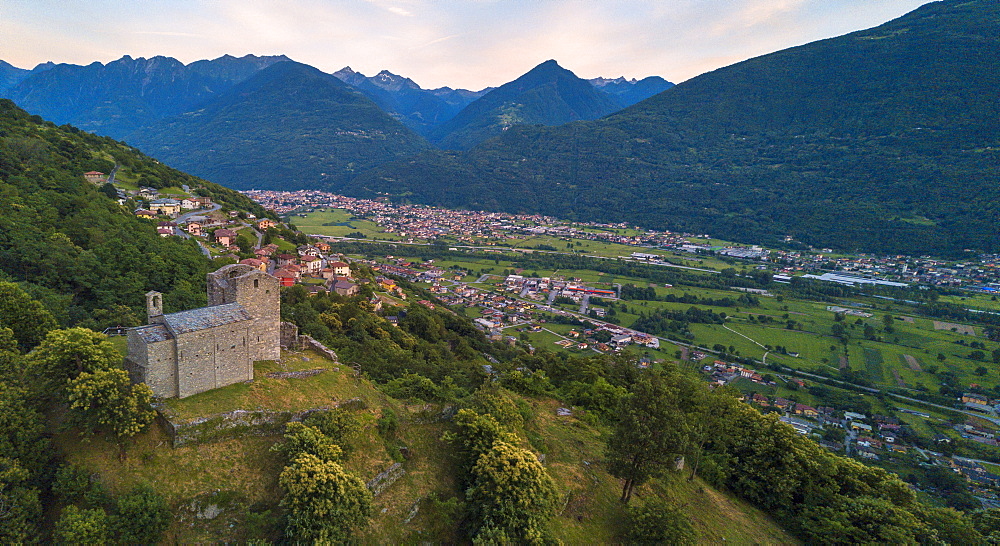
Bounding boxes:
[55,348,796,543]
[0,99,261,328]
[347,0,1000,256]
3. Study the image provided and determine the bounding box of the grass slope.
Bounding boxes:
[56,348,794,543]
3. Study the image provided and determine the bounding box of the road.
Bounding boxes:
[107,163,120,185]
[173,203,223,238]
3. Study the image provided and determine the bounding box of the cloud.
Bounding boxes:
[387,6,414,16]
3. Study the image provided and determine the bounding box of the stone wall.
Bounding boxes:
[300,335,339,363]
[280,322,300,349]
[160,409,304,447]
[175,322,253,398]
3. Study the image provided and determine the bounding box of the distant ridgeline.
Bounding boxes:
[0,99,263,329]
[343,0,1000,257]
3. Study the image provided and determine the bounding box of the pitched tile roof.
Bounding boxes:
[163,303,251,334]
[132,324,172,343]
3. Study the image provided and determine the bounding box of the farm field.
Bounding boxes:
[338,233,1000,410]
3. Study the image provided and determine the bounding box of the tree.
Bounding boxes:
[54,505,109,544]
[279,452,373,543]
[0,282,57,352]
[65,368,155,454]
[303,408,361,456]
[27,328,120,397]
[606,371,695,503]
[271,422,343,463]
[110,485,171,545]
[882,313,895,334]
[466,441,559,544]
[626,497,696,545]
[0,457,42,543]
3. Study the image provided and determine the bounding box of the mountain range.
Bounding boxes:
[3,0,996,255]
[344,0,1000,256]
[125,61,431,190]
[1,54,670,189]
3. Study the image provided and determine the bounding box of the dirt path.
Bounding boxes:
[892,369,906,387]
[838,355,849,370]
[902,354,923,372]
[933,321,975,335]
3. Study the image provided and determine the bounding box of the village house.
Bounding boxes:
[329,261,351,277]
[332,279,359,297]
[194,196,213,208]
[258,218,277,230]
[180,198,199,210]
[214,228,237,247]
[185,222,203,236]
[273,267,298,286]
[297,245,321,258]
[83,171,105,184]
[149,198,181,217]
[134,209,156,219]
[277,254,298,267]
[300,255,322,276]
[239,258,268,272]
[794,404,819,418]
[156,222,176,238]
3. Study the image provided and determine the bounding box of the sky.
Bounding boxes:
[2,0,932,90]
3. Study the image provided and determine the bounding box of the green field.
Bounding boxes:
[288,208,405,240]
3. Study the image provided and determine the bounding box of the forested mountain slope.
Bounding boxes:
[126,62,431,190]
[349,0,1000,256]
[428,60,621,150]
[0,99,261,328]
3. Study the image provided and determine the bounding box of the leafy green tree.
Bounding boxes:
[65,368,155,448]
[970,508,1000,543]
[110,485,171,545]
[0,457,42,543]
[0,282,58,352]
[27,328,119,397]
[882,313,895,333]
[279,452,373,543]
[272,422,343,463]
[52,464,108,507]
[303,408,361,457]
[54,505,109,544]
[606,371,695,502]
[445,409,518,479]
[626,496,696,545]
[466,441,559,544]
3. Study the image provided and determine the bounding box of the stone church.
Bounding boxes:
[125,264,280,398]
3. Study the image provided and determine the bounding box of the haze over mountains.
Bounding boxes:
[1,54,669,189]
[2,0,996,256]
